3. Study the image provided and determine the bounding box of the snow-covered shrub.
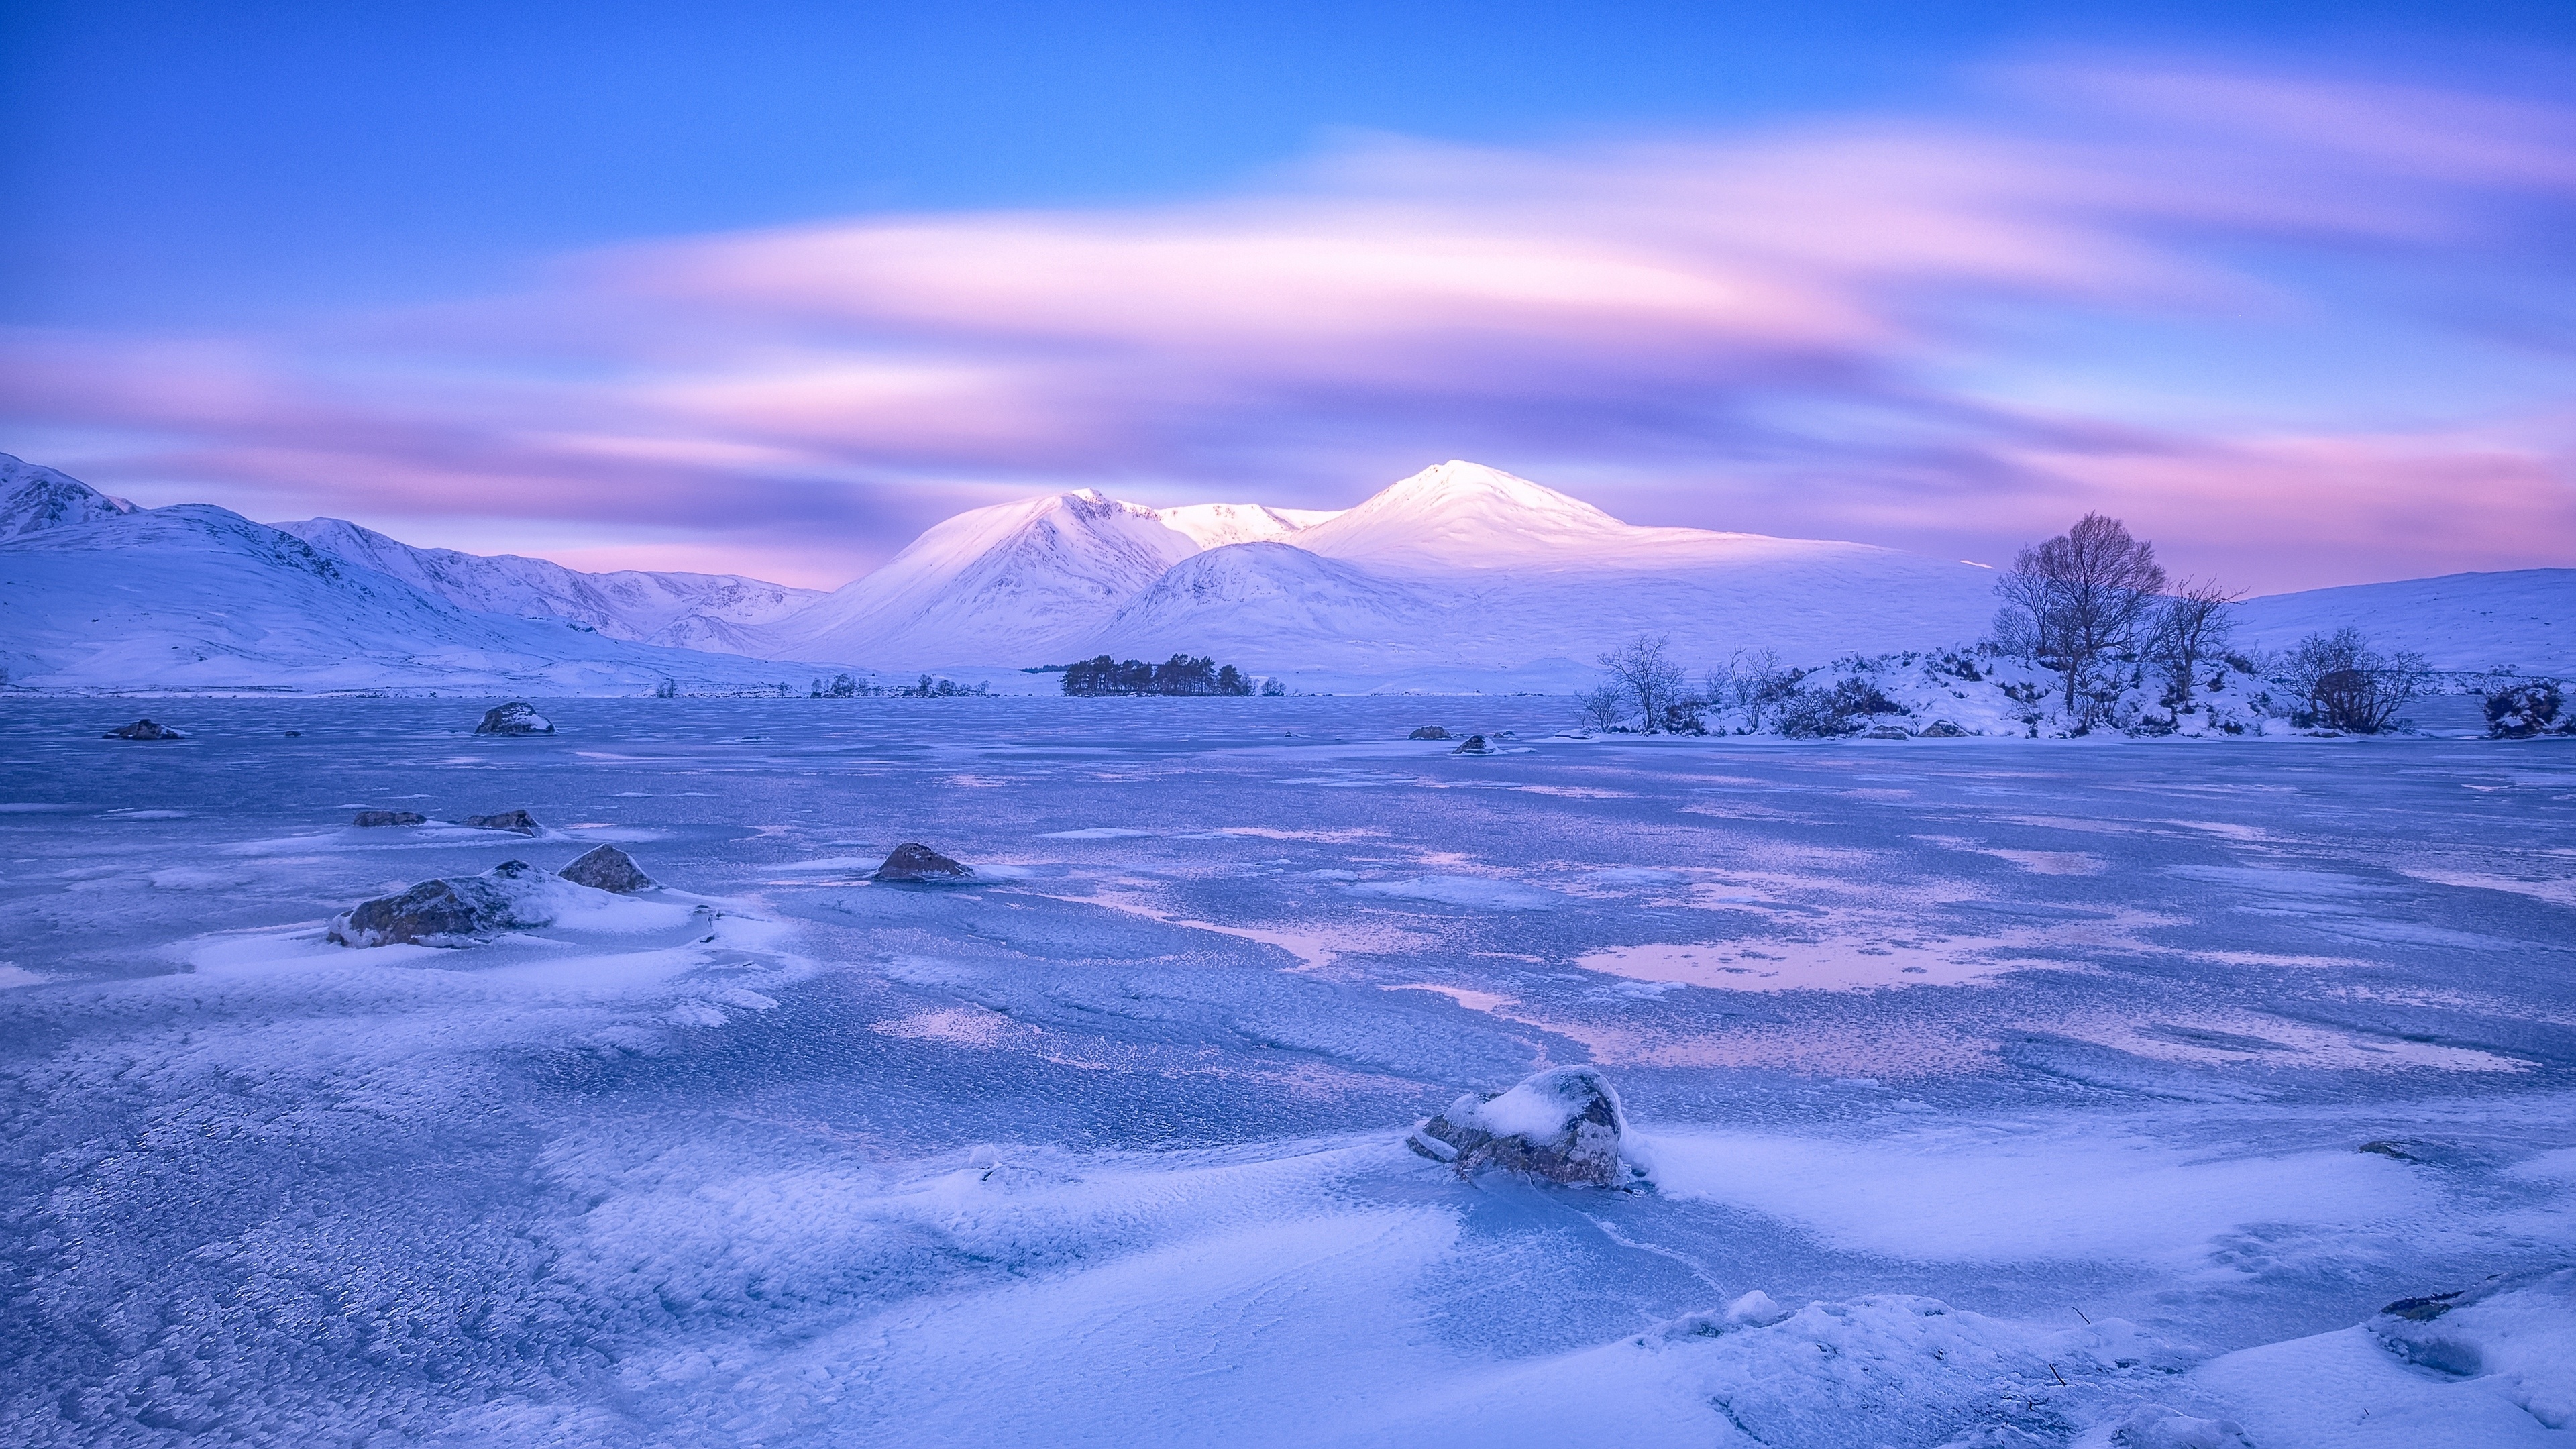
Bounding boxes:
[1690,646,2279,739]
[2485,681,2567,738]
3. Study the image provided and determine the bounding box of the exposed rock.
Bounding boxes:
[474,701,554,736]
[352,810,427,828]
[1918,720,1970,737]
[873,842,975,883]
[561,844,654,893]
[464,808,539,835]
[1450,733,1497,755]
[1407,724,1452,739]
[1407,1065,1635,1186]
[329,860,560,947]
[284,731,303,737]
[1864,724,1911,740]
[103,718,184,740]
[2485,681,2566,739]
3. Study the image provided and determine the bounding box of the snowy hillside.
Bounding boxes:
[0,460,815,693]
[1083,463,2004,688]
[0,453,137,539]
[761,462,2004,681]
[2237,569,2576,676]
[277,517,826,647]
[756,489,1220,666]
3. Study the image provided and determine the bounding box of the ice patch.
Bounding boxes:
[1040,827,1159,839]
[1576,938,2019,992]
[0,964,45,988]
[1350,875,1564,911]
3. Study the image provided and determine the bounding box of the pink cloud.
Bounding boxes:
[5,61,2573,590]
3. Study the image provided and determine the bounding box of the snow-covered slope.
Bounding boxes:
[1,453,136,539]
[2236,569,2576,676]
[276,517,824,647]
[0,461,813,692]
[753,490,1212,667]
[1154,502,1339,550]
[1080,463,2003,686]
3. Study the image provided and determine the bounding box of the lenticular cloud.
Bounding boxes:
[4,61,2573,584]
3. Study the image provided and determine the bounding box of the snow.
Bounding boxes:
[277,516,826,647]
[3,695,2572,1446]
[2235,568,2576,676]
[0,458,824,693]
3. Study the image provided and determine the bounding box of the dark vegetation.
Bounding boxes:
[1061,654,1269,696]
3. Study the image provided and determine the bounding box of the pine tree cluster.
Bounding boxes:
[1061,654,1257,696]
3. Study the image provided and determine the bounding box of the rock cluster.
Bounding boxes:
[474,702,553,736]
[561,844,654,893]
[103,719,183,740]
[874,842,974,883]
[464,809,539,835]
[1450,734,1497,755]
[1407,724,1452,739]
[352,810,427,828]
[1408,1066,1634,1186]
[1917,720,1970,737]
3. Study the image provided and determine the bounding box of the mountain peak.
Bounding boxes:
[1293,460,1636,570]
[1,453,139,541]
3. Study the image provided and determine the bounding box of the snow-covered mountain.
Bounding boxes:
[764,461,2008,682]
[0,457,814,693]
[753,489,1340,667]
[275,517,825,647]
[1,454,138,539]
[2236,568,2576,676]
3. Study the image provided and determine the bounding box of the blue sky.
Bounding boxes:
[3,1,2572,589]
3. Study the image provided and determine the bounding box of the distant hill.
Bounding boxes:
[2236,569,2576,677]
[0,455,814,693]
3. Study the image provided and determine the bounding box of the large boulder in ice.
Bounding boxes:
[561,844,653,894]
[473,702,553,736]
[1408,1065,1634,1185]
[1450,733,1497,755]
[1408,724,1452,739]
[103,718,184,740]
[464,808,539,835]
[352,810,426,827]
[329,860,571,947]
[873,842,974,883]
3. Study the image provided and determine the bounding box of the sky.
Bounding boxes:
[3,0,2573,592]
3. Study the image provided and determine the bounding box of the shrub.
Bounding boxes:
[2284,628,2428,733]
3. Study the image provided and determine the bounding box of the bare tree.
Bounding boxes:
[2284,627,2428,733]
[1576,682,1628,732]
[1598,634,1690,733]
[1705,647,1799,731]
[1993,513,2168,718]
[2150,576,2241,708]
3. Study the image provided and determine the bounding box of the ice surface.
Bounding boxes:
[2,696,2573,1447]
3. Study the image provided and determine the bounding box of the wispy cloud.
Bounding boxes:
[5,61,2571,590]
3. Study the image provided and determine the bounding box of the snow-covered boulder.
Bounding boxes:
[2484,682,2566,739]
[103,718,183,740]
[474,702,553,735]
[873,843,975,883]
[1451,733,1497,755]
[2106,1404,2254,1448]
[561,844,654,894]
[1408,1065,1636,1186]
[2370,1266,2576,1425]
[329,860,580,947]
[1408,724,1452,739]
[352,810,425,827]
[464,808,539,835]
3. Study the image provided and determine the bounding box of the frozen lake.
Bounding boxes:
[5,697,2573,1447]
